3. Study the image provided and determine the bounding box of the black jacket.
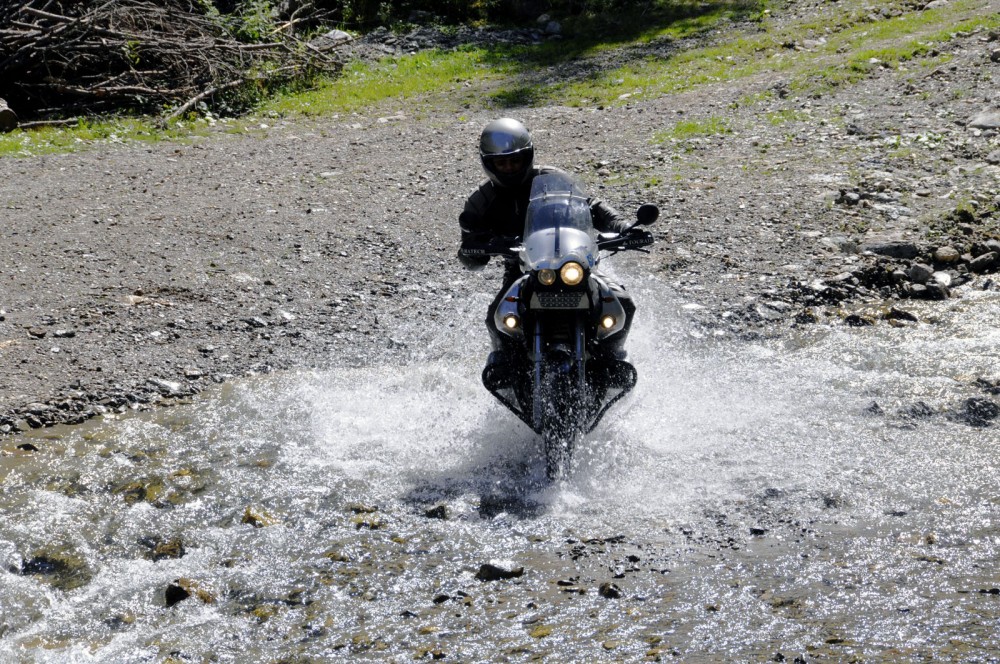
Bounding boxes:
[458,166,629,270]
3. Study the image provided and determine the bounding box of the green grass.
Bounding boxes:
[263,47,513,116]
[0,117,214,158]
[654,116,733,142]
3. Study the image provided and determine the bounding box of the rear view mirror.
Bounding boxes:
[636,204,659,226]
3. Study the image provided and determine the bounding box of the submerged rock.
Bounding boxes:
[17,551,93,591]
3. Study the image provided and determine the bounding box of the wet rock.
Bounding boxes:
[864,401,884,416]
[142,537,186,561]
[165,577,215,607]
[901,401,935,419]
[956,398,1000,427]
[599,582,623,599]
[976,377,1000,395]
[968,252,999,273]
[885,307,918,323]
[844,313,875,327]
[116,477,166,505]
[475,562,524,581]
[907,263,933,284]
[17,551,93,591]
[424,504,449,520]
[242,506,277,527]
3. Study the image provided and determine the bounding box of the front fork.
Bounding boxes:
[530,316,587,432]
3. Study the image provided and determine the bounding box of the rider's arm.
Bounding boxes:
[458,184,495,269]
[590,198,632,235]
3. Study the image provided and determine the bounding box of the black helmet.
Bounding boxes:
[479,118,535,188]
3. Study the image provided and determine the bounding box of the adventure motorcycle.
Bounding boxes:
[462,172,658,479]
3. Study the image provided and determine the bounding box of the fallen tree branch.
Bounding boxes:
[0,0,343,120]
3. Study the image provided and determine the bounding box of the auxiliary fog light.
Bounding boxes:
[538,269,557,286]
[600,315,617,330]
[503,314,521,330]
[560,262,584,286]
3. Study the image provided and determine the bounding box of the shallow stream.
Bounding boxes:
[1,274,998,663]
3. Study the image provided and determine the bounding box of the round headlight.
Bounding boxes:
[537,269,557,286]
[503,314,520,330]
[600,315,616,330]
[560,262,584,286]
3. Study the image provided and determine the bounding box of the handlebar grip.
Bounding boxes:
[622,232,654,248]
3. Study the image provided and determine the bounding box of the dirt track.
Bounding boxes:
[1,1,999,434]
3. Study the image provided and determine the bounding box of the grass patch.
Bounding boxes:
[263,47,512,116]
[655,116,733,142]
[0,118,213,158]
[765,109,811,125]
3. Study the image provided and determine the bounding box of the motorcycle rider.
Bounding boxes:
[458,117,641,368]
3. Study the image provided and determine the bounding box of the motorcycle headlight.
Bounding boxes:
[537,269,557,286]
[560,262,584,286]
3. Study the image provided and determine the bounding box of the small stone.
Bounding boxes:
[475,562,524,581]
[933,246,960,263]
[148,378,183,396]
[27,327,47,339]
[599,582,623,599]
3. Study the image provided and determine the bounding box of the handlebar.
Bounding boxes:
[460,230,654,261]
[597,229,655,252]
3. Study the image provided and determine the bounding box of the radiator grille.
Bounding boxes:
[536,292,586,309]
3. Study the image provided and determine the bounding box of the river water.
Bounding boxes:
[1,274,998,663]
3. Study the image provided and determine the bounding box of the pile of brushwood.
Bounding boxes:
[0,0,343,125]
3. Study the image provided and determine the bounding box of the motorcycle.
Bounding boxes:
[462,172,658,479]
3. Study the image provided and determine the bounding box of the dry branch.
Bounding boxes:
[0,0,343,120]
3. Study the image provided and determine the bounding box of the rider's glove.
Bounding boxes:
[623,226,654,247]
[458,247,489,270]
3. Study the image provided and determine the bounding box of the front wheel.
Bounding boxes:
[539,359,587,480]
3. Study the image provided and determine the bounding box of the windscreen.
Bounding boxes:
[524,172,594,237]
[521,172,597,271]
